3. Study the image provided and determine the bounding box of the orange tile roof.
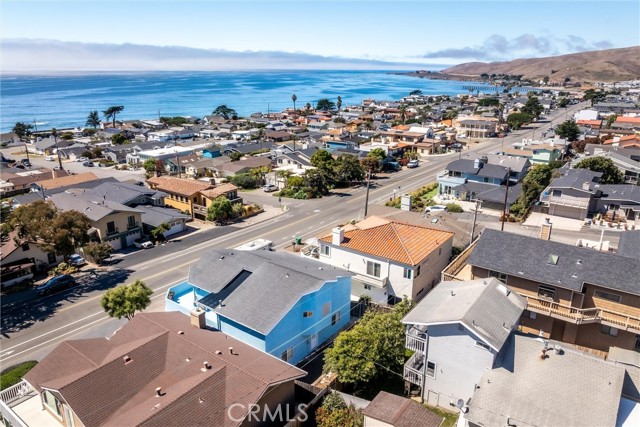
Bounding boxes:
[146,176,214,197]
[200,183,239,199]
[615,116,640,124]
[320,220,453,266]
[576,120,602,126]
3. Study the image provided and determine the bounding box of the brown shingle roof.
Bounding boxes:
[38,172,96,190]
[363,391,443,427]
[146,176,214,197]
[24,312,306,427]
[319,220,453,266]
[200,183,238,199]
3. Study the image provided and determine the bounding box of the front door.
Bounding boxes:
[309,333,318,351]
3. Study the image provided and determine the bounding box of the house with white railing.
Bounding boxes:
[466,228,640,356]
[401,278,526,408]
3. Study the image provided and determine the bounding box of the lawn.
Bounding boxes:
[424,404,459,427]
[0,361,38,390]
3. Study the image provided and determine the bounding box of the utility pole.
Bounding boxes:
[501,167,511,231]
[175,151,181,178]
[52,128,63,171]
[363,168,372,218]
[470,199,480,242]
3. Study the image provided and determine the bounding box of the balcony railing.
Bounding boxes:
[539,193,590,209]
[404,353,424,387]
[127,221,140,230]
[405,327,427,354]
[0,380,34,405]
[523,294,640,333]
[106,227,119,236]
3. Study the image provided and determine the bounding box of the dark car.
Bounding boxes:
[82,161,94,167]
[36,274,76,295]
[21,159,31,168]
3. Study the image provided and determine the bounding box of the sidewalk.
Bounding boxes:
[233,203,286,228]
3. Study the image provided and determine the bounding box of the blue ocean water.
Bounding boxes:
[0,70,500,132]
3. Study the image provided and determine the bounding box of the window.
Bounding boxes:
[403,267,412,279]
[106,221,116,234]
[331,311,341,326]
[321,245,330,256]
[489,270,507,283]
[538,285,556,300]
[303,311,313,318]
[366,261,381,278]
[426,361,436,378]
[594,290,622,303]
[476,341,491,351]
[523,310,537,320]
[281,348,293,362]
[415,265,421,277]
[547,254,559,265]
[483,177,490,183]
[552,189,562,197]
[47,252,57,264]
[128,215,136,228]
[363,284,372,290]
[43,390,63,418]
[635,335,640,351]
[458,324,464,332]
[438,248,442,256]
[601,325,619,337]
[322,302,331,317]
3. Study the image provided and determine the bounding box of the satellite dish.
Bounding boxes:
[455,399,465,409]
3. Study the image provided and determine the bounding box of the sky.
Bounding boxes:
[2,0,639,72]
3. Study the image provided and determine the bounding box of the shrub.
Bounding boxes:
[229,173,258,189]
[446,203,463,213]
[1,361,38,390]
[49,262,78,276]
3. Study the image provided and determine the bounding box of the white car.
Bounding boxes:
[407,159,420,168]
[45,155,56,161]
[424,205,447,213]
[133,239,154,249]
[263,184,278,192]
[76,157,88,162]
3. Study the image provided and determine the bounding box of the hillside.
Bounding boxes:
[441,46,640,83]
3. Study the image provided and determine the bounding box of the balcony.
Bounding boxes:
[106,227,119,236]
[127,221,140,230]
[539,192,590,209]
[404,352,425,387]
[523,294,640,333]
[405,326,427,354]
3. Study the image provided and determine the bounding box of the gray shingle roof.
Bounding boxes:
[466,334,625,427]
[49,192,142,222]
[138,206,190,228]
[598,184,640,204]
[402,278,526,351]
[188,250,351,335]
[467,229,640,294]
[617,230,640,260]
[445,158,508,180]
[482,154,530,174]
[451,182,522,204]
[548,168,602,192]
[87,182,166,205]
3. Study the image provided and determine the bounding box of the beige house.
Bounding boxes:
[49,193,143,251]
[1,230,63,289]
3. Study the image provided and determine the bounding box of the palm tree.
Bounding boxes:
[399,105,408,124]
[86,110,101,129]
[337,96,342,112]
[103,106,124,128]
[291,94,297,111]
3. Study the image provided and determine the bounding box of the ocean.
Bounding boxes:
[0,70,500,133]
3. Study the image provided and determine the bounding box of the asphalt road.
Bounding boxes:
[0,102,590,368]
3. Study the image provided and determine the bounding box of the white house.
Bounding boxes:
[402,278,526,408]
[301,217,454,303]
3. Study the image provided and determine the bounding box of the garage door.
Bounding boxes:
[106,237,122,251]
[550,205,585,220]
[164,221,185,237]
[126,230,141,246]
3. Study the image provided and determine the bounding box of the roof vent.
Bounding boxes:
[199,397,205,404]
[177,330,185,335]
[482,280,488,286]
[201,361,211,371]
[185,356,191,362]
[571,273,578,278]
[219,256,225,260]
[576,259,582,265]
[450,290,456,296]
[215,350,222,355]
[123,355,132,364]
[554,344,563,355]
[155,387,164,397]
[229,347,235,355]
[286,273,290,278]
[496,283,511,297]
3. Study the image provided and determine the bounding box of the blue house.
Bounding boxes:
[202,144,222,158]
[165,249,352,365]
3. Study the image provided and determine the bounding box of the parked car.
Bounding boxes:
[36,274,76,296]
[45,155,56,161]
[21,159,31,167]
[407,159,420,168]
[82,161,94,167]
[133,239,154,249]
[76,157,88,163]
[424,205,448,213]
[67,254,86,267]
[263,184,278,192]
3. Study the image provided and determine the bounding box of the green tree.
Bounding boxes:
[206,196,233,223]
[150,222,171,242]
[507,112,534,130]
[310,149,336,172]
[336,96,343,112]
[521,96,544,118]
[444,109,458,122]
[303,169,330,197]
[159,116,189,126]
[555,119,580,142]
[316,393,363,427]
[361,156,381,173]
[558,97,569,108]
[368,148,387,162]
[102,106,124,128]
[83,242,113,264]
[111,133,129,145]
[519,164,555,207]
[409,89,423,96]
[229,151,243,161]
[86,110,101,129]
[100,279,153,320]
[323,300,411,384]
[229,173,258,189]
[334,154,365,186]
[212,105,238,120]
[12,122,34,141]
[291,93,297,111]
[399,105,408,124]
[142,159,156,173]
[574,157,623,184]
[605,114,618,129]
[478,98,499,107]
[50,211,92,256]
[316,98,336,111]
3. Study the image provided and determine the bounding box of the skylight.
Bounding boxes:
[548,254,559,265]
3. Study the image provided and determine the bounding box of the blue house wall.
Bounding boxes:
[463,173,503,185]
[265,277,351,365]
[218,316,267,352]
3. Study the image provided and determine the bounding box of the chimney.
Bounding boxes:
[474,158,483,169]
[540,218,552,241]
[332,227,344,245]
